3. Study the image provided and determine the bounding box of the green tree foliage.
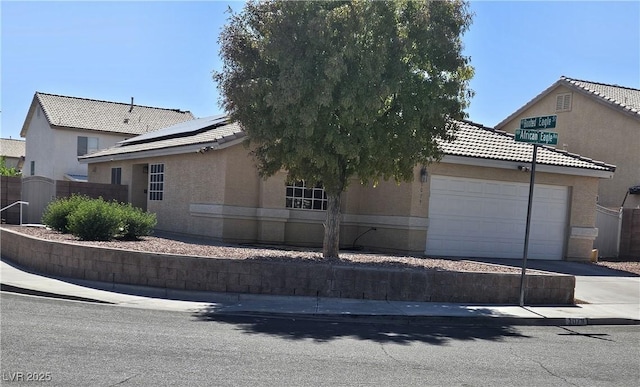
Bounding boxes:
[215,0,474,258]
[0,156,21,177]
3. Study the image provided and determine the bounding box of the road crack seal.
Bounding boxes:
[507,344,578,387]
[379,343,402,364]
[110,374,139,386]
[531,358,578,387]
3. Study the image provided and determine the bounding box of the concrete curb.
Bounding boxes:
[201,311,640,327]
[3,281,638,327]
[1,283,114,305]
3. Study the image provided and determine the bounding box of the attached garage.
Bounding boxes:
[426,176,569,260]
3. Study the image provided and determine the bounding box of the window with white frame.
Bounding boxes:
[285,180,327,210]
[148,163,164,201]
[556,93,572,112]
[77,136,99,156]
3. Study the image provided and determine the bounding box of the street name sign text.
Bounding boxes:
[515,129,558,145]
[520,115,557,130]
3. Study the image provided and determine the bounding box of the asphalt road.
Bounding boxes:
[1,293,639,386]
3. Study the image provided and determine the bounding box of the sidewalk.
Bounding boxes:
[1,258,638,326]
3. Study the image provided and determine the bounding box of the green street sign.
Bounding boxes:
[515,129,558,145]
[520,115,557,130]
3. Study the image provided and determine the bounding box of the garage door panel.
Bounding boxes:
[426,176,568,260]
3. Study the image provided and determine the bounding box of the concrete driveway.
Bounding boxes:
[469,258,639,313]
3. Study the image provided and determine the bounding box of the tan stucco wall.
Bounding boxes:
[499,85,639,209]
[87,143,601,260]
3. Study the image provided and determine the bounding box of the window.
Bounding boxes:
[30,161,35,176]
[148,163,164,201]
[77,136,99,156]
[111,167,122,185]
[285,180,327,210]
[556,93,572,112]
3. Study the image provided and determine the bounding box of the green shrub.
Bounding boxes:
[114,202,157,240]
[43,196,156,241]
[67,198,120,241]
[41,195,90,233]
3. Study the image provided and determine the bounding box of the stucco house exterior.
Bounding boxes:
[0,138,26,171]
[20,92,195,182]
[80,116,614,262]
[495,76,640,210]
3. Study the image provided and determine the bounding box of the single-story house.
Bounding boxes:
[80,116,615,262]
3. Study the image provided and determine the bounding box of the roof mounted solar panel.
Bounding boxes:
[119,114,228,145]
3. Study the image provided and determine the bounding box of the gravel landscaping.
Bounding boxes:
[3,225,639,275]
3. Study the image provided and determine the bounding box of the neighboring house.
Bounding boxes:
[0,138,26,171]
[495,76,640,209]
[20,92,195,182]
[80,116,614,262]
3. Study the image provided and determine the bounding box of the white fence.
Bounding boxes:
[593,204,622,258]
[21,176,56,224]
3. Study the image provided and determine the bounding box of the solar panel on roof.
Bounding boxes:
[118,114,228,145]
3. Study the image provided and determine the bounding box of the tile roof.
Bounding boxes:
[442,120,615,172]
[28,92,195,136]
[561,76,640,117]
[82,115,614,174]
[0,138,26,158]
[79,116,245,160]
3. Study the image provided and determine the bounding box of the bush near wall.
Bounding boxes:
[42,195,156,241]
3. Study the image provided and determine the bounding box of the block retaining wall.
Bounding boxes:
[0,227,575,305]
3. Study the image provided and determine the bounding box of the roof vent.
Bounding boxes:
[556,93,572,112]
[129,97,134,113]
[124,118,129,124]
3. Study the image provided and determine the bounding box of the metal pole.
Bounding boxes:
[519,144,538,306]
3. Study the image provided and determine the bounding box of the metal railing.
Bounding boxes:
[0,201,29,226]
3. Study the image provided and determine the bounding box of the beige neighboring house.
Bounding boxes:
[80,116,615,262]
[20,92,195,182]
[0,138,26,171]
[495,76,640,209]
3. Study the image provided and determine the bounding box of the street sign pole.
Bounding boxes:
[519,144,538,307]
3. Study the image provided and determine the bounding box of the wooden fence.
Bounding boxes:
[0,176,23,224]
[620,208,640,259]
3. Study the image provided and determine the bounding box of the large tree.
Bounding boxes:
[215,0,474,258]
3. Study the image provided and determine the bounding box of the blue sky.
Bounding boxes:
[1,1,639,140]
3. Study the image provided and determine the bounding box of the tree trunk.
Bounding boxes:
[323,192,341,259]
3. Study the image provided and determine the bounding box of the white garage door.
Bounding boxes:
[425,176,568,260]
